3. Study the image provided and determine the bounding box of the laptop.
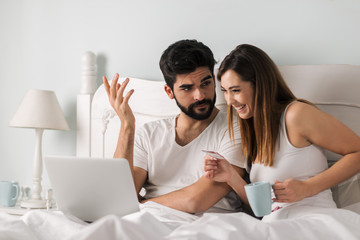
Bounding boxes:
[44,156,140,222]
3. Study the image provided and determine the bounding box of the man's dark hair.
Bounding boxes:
[159,39,216,90]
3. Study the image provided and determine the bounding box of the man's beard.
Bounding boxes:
[174,94,216,120]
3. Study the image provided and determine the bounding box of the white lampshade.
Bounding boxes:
[9,89,69,130]
[9,89,69,209]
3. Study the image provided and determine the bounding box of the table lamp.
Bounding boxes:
[9,89,69,209]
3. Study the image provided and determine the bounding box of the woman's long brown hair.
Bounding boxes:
[218,44,298,167]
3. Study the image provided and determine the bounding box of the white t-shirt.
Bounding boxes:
[134,111,247,212]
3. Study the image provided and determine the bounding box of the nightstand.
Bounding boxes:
[0,199,57,216]
[0,203,31,216]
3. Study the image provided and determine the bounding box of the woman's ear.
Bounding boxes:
[164,85,174,99]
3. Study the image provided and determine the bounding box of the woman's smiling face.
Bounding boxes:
[220,69,255,119]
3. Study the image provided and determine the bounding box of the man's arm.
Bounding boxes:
[143,165,246,213]
[113,124,148,197]
[103,74,147,198]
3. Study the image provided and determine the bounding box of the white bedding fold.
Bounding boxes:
[21,210,87,240]
[67,212,172,240]
[0,212,38,240]
[168,206,360,240]
[1,204,360,240]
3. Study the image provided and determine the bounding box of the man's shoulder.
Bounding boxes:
[211,111,228,128]
[214,110,227,121]
[209,111,240,135]
[137,116,176,133]
[143,116,175,127]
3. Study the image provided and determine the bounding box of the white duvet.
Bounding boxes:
[1,201,360,240]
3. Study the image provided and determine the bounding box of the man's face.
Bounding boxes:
[169,67,216,120]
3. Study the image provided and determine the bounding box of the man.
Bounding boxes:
[103,39,247,214]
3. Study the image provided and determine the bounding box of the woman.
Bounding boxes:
[204,44,360,219]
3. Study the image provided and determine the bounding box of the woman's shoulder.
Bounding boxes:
[285,101,319,123]
[285,101,324,134]
[284,101,321,146]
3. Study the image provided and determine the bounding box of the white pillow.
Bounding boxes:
[331,172,360,214]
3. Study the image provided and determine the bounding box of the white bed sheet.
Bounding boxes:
[1,202,360,240]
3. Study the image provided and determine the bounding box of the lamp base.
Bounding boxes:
[20,199,47,209]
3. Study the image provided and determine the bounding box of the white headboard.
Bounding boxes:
[76,52,360,162]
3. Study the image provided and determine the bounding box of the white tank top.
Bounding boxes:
[250,103,336,209]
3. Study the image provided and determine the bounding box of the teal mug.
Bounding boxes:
[244,181,273,217]
[0,181,20,207]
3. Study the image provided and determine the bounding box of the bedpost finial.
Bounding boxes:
[81,51,97,94]
[82,51,96,65]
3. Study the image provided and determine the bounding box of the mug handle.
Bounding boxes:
[12,183,20,201]
[270,183,275,203]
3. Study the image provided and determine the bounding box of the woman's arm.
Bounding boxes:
[274,102,360,203]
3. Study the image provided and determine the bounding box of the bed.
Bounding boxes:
[1,51,360,240]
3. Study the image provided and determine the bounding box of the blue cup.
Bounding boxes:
[0,181,20,207]
[244,181,272,217]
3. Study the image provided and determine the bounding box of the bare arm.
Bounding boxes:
[143,165,246,213]
[113,127,147,197]
[103,74,147,198]
[273,102,360,202]
[204,157,249,206]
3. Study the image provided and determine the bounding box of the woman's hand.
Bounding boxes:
[103,74,135,129]
[272,179,311,203]
[204,155,236,184]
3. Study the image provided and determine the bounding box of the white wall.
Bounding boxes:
[1,0,360,187]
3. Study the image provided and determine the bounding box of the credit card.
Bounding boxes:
[201,150,225,159]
